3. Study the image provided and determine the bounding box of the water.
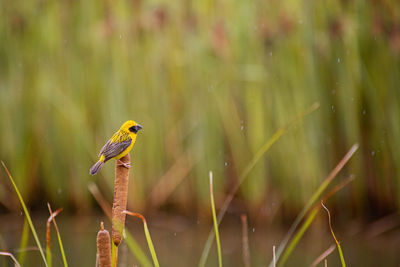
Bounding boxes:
[0,214,399,266]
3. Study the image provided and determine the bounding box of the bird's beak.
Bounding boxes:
[135,124,143,131]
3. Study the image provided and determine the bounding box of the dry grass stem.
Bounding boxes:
[310,244,336,267]
[47,203,68,267]
[148,152,194,207]
[97,222,112,267]
[0,251,21,267]
[46,208,63,253]
[88,182,112,220]
[112,154,130,246]
[241,214,250,267]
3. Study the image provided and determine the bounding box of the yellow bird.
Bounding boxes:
[90,120,143,175]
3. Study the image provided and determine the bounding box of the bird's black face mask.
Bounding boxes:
[129,124,143,133]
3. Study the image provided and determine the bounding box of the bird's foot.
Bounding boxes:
[117,160,131,169]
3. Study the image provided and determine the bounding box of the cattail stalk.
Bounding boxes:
[112,154,130,246]
[97,222,112,267]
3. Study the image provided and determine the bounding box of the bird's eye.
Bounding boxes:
[129,126,137,133]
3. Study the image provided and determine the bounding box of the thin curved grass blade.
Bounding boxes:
[209,171,222,267]
[321,202,346,267]
[1,161,48,267]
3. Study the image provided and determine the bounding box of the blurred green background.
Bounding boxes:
[0,0,399,222]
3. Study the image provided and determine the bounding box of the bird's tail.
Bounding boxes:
[90,160,104,175]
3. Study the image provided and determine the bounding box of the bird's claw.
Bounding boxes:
[117,160,131,169]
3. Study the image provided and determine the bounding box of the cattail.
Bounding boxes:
[112,153,130,246]
[97,222,112,267]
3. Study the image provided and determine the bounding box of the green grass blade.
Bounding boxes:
[277,207,319,267]
[18,218,29,266]
[321,202,347,267]
[270,144,358,267]
[47,204,68,267]
[143,221,160,267]
[199,102,320,267]
[209,171,222,267]
[1,161,48,267]
[46,246,52,267]
[338,245,346,267]
[124,230,153,267]
[124,211,160,267]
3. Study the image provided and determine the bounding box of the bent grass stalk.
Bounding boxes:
[123,211,160,267]
[46,207,63,267]
[199,102,320,267]
[270,144,358,267]
[321,202,347,267]
[47,204,68,267]
[209,171,222,267]
[1,161,48,267]
[0,251,21,267]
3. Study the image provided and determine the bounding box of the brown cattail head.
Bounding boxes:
[112,153,130,246]
[97,222,112,267]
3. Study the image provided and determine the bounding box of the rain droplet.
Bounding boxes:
[371,150,375,156]
[120,34,122,39]
[174,232,177,236]
[269,51,273,56]
[337,58,341,63]
[252,228,255,232]
[224,162,228,166]
[58,188,62,194]
[241,125,244,130]
[363,110,366,115]
[331,105,335,112]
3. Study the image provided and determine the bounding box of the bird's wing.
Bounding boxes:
[99,130,132,161]
[101,139,132,161]
[99,140,111,157]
